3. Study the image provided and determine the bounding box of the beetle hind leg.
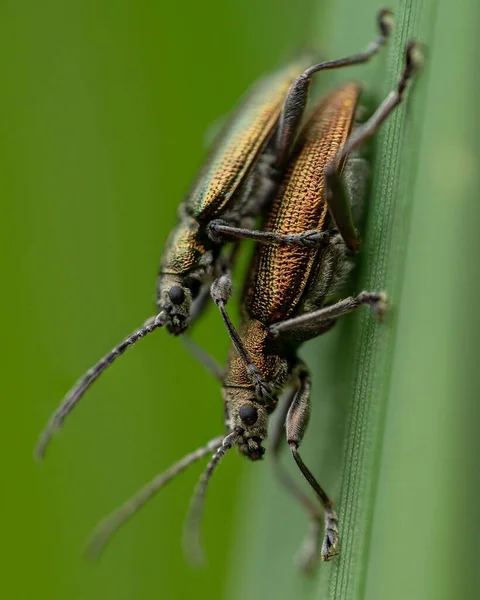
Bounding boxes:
[269,389,325,572]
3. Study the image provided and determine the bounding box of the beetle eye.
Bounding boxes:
[168,286,185,305]
[239,404,258,426]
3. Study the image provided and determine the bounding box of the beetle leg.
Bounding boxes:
[285,363,339,563]
[325,40,423,251]
[208,155,363,248]
[210,275,274,402]
[269,386,324,572]
[274,8,393,170]
[208,219,334,248]
[269,291,387,340]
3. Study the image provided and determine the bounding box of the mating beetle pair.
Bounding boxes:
[35,8,393,460]
[36,9,421,571]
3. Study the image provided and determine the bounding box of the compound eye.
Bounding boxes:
[168,286,185,305]
[239,404,258,427]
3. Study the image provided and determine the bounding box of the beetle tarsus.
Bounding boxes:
[362,290,388,320]
[377,7,394,39]
[321,508,339,562]
[294,507,339,571]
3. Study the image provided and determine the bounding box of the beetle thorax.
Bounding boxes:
[224,319,289,389]
[157,217,216,334]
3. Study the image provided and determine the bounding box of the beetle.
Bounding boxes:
[35,9,393,460]
[84,40,421,569]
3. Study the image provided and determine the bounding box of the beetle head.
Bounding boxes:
[156,274,198,335]
[222,387,269,461]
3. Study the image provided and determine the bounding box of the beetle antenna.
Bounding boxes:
[182,337,225,382]
[183,429,240,565]
[85,434,224,559]
[34,313,166,461]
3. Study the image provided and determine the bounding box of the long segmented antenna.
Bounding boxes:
[85,434,224,559]
[35,313,165,461]
[183,429,239,565]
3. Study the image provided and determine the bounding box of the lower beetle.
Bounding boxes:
[85,40,422,569]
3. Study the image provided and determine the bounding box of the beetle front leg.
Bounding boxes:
[269,291,387,339]
[286,363,339,562]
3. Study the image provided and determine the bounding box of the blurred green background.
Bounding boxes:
[2,1,478,599]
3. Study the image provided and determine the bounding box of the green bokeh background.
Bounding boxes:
[2,1,478,600]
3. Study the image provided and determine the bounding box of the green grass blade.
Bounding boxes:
[226,0,479,598]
